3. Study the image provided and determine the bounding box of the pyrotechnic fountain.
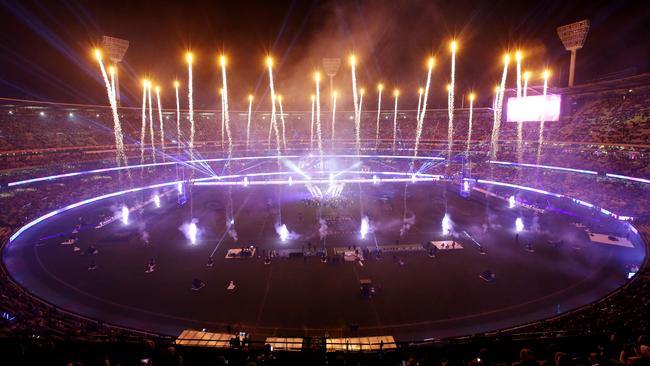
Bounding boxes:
[94,49,128,169]
[330,91,337,145]
[277,95,288,152]
[515,51,524,163]
[310,94,315,150]
[413,58,434,159]
[357,88,365,154]
[155,86,165,160]
[266,57,281,155]
[186,52,195,154]
[392,89,399,152]
[246,95,253,149]
[153,194,161,208]
[147,81,155,162]
[349,55,361,154]
[140,80,148,165]
[447,41,457,161]
[375,83,383,148]
[523,71,530,98]
[537,70,551,164]
[509,195,516,208]
[490,54,510,159]
[466,93,475,155]
[220,55,233,157]
[314,72,323,166]
[416,87,423,121]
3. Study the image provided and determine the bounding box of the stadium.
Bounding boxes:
[1,1,649,365]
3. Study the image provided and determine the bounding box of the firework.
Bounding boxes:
[331,91,337,144]
[277,95,287,151]
[349,55,359,144]
[220,55,233,156]
[266,57,281,155]
[94,50,127,169]
[246,95,253,149]
[416,87,423,120]
[490,54,510,159]
[414,58,434,158]
[515,51,523,163]
[466,93,475,154]
[187,52,195,155]
[147,82,155,162]
[310,94,315,150]
[537,70,550,164]
[523,71,530,98]
[392,89,399,153]
[447,41,457,161]
[174,81,181,153]
[140,79,148,164]
[357,88,365,154]
[375,84,383,148]
[315,72,323,166]
[155,86,165,160]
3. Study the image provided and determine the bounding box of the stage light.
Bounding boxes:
[249,94,254,101]
[509,195,516,208]
[469,93,476,101]
[427,57,435,68]
[153,194,161,208]
[186,52,193,64]
[377,83,383,91]
[515,217,524,232]
[219,54,227,66]
[349,54,356,66]
[450,40,458,52]
[266,56,273,67]
[314,71,321,82]
[121,205,129,225]
[360,216,369,239]
[94,48,102,61]
[174,80,179,88]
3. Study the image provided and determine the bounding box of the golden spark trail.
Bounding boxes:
[537,70,550,165]
[447,41,457,161]
[95,50,127,169]
[156,86,165,161]
[220,55,233,157]
[140,80,148,165]
[357,88,365,154]
[246,95,253,149]
[414,58,434,158]
[315,72,323,167]
[375,84,383,149]
[349,55,360,154]
[466,93,475,154]
[310,95,315,150]
[416,88,423,122]
[278,95,287,152]
[515,51,523,163]
[266,57,281,155]
[523,71,530,98]
[330,91,337,146]
[490,54,509,159]
[147,83,155,162]
[187,53,195,156]
[392,89,399,153]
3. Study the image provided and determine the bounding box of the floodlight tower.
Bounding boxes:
[556,20,590,87]
[322,58,341,109]
[101,36,130,105]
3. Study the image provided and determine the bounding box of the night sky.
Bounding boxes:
[0,0,648,110]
